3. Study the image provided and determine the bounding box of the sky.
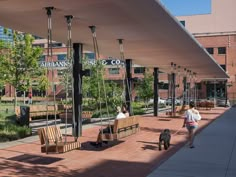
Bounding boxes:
[160,0,212,16]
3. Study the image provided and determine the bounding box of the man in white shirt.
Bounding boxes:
[91,106,127,147]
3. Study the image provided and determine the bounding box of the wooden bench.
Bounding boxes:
[38,126,80,153]
[166,105,189,117]
[176,105,189,114]
[197,101,214,110]
[15,105,61,121]
[1,96,14,103]
[59,111,93,123]
[100,116,140,141]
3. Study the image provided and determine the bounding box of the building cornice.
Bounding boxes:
[193,31,236,37]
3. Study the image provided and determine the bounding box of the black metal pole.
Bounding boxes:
[73,43,83,140]
[64,15,73,143]
[171,73,176,114]
[168,74,171,99]
[154,68,159,116]
[183,76,187,105]
[125,59,132,115]
[225,51,228,107]
[225,80,228,107]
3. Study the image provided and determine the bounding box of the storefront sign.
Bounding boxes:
[87,59,124,66]
[39,61,71,69]
[40,59,124,69]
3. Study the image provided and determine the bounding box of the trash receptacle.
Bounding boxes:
[20,106,30,126]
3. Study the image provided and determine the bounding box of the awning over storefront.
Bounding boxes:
[0,0,228,79]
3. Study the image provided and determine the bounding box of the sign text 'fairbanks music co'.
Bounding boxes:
[40,61,70,68]
[40,59,124,69]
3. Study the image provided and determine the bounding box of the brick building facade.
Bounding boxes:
[177,0,236,104]
[2,0,235,104]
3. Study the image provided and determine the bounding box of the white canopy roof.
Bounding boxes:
[0,0,228,79]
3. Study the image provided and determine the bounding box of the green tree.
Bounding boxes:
[83,60,123,115]
[58,57,123,116]
[0,31,45,108]
[136,71,154,108]
[0,42,6,92]
[0,77,5,102]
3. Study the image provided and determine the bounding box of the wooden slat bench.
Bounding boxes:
[1,97,14,103]
[59,111,93,123]
[15,105,61,121]
[100,116,140,141]
[166,105,189,117]
[38,126,80,153]
[197,101,214,110]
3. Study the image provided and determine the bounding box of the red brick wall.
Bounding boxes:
[196,34,236,103]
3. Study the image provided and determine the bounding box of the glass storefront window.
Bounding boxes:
[58,54,66,61]
[109,68,120,75]
[134,67,145,74]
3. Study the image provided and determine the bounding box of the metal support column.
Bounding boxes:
[194,82,197,105]
[225,80,228,107]
[183,76,187,105]
[125,59,132,115]
[168,74,171,99]
[214,79,217,107]
[171,73,176,114]
[73,43,83,140]
[154,68,159,116]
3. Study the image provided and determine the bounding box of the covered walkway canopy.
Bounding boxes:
[0,0,228,79]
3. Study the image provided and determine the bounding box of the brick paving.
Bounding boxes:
[0,107,227,177]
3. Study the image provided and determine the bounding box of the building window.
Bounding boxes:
[179,20,185,27]
[52,84,57,92]
[58,54,66,60]
[206,47,214,54]
[32,43,44,48]
[0,26,13,42]
[39,55,45,61]
[134,67,145,74]
[196,83,202,90]
[32,89,46,97]
[0,87,5,96]
[32,35,43,40]
[84,52,95,60]
[220,64,226,71]
[159,82,169,90]
[57,70,64,77]
[108,68,120,75]
[49,43,63,48]
[218,47,226,54]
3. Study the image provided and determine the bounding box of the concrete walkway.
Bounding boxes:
[148,107,236,177]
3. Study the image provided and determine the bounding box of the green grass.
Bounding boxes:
[0,111,32,142]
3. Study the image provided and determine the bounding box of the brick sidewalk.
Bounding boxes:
[0,107,227,177]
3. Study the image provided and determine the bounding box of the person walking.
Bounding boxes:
[182,101,201,148]
[28,92,32,104]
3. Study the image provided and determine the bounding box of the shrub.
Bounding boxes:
[133,108,145,115]
[0,113,32,142]
[91,108,116,118]
[17,126,32,138]
[0,131,18,141]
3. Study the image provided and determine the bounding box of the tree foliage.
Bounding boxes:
[0,38,9,93]
[136,71,154,104]
[0,30,47,106]
[82,60,123,112]
[58,57,123,114]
